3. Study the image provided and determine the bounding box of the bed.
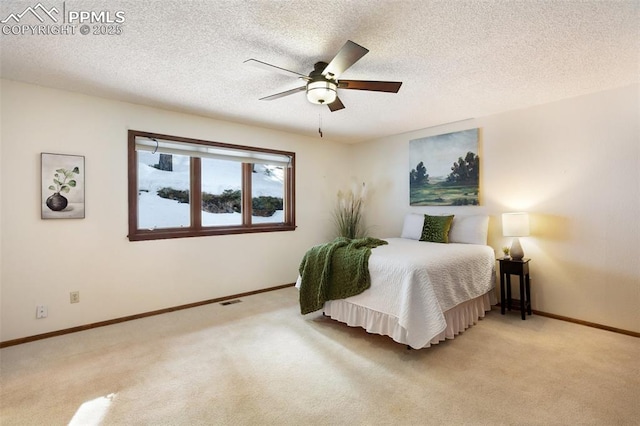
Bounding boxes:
[296,214,496,349]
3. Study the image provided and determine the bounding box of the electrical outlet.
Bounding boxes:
[70,291,80,304]
[36,305,48,319]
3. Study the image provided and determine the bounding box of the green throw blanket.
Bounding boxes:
[298,237,388,314]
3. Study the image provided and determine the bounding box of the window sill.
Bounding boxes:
[128,223,296,241]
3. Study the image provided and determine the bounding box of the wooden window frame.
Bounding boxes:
[127,130,296,241]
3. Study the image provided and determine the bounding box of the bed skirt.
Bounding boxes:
[323,289,497,349]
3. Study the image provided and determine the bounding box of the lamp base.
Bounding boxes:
[510,237,524,260]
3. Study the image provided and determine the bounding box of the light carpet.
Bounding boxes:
[1,286,638,425]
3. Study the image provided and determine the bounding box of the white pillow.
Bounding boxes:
[449,215,489,245]
[400,213,425,240]
[400,213,489,245]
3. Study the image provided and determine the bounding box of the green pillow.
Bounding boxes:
[419,214,454,243]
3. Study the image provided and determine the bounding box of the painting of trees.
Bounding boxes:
[447,151,479,184]
[409,129,480,206]
[410,161,429,188]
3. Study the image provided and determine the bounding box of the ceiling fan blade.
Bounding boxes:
[338,80,402,93]
[322,40,369,79]
[244,59,310,80]
[327,97,345,112]
[259,86,306,101]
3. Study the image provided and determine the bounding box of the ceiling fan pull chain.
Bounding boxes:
[318,112,323,138]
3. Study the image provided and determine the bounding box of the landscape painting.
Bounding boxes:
[409,128,480,206]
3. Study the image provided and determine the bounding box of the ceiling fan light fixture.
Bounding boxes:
[306,80,337,105]
[248,40,401,113]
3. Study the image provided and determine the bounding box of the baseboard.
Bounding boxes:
[532,310,639,338]
[4,288,636,348]
[496,301,639,338]
[0,283,295,348]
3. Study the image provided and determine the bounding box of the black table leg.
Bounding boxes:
[500,272,506,315]
[526,273,532,315]
[506,275,512,311]
[519,274,526,320]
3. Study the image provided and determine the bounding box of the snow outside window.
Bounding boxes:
[251,163,285,224]
[201,158,242,226]
[128,130,296,241]
[137,151,191,229]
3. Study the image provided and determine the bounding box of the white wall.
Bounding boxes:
[351,84,640,333]
[2,80,638,341]
[0,80,350,342]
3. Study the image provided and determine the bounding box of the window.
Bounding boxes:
[128,130,295,241]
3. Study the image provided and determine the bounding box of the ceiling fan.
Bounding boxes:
[245,40,402,112]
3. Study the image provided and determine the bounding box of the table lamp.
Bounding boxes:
[502,212,530,260]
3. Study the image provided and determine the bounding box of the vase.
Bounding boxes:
[46,193,68,211]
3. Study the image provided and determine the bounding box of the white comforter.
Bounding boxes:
[307,238,496,348]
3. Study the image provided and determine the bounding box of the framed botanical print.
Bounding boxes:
[41,153,85,219]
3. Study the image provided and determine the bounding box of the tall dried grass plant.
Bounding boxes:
[334,182,367,239]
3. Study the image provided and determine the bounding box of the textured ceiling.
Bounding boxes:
[1,0,638,143]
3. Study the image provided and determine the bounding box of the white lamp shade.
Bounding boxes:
[306,80,337,105]
[502,212,530,237]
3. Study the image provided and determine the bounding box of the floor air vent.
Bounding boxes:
[220,299,242,306]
